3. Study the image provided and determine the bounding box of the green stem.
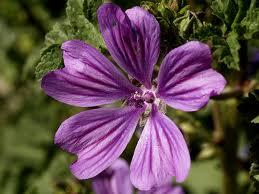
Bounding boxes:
[221,109,239,194]
[217,40,248,194]
[212,101,238,194]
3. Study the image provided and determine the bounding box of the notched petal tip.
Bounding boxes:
[210,71,227,96]
[157,41,226,112]
[97,2,120,21]
[187,40,211,49]
[61,39,85,51]
[97,2,117,11]
[97,2,160,88]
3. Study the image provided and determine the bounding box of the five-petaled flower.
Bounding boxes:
[41,3,226,191]
[93,158,184,194]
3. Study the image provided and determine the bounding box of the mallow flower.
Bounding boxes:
[138,185,184,194]
[248,47,259,77]
[92,159,133,194]
[93,158,184,194]
[41,3,226,190]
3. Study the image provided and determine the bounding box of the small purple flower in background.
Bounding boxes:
[41,3,226,191]
[138,185,184,194]
[93,158,184,194]
[92,159,133,194]
[251,47,259,65]
[248,47,259,77]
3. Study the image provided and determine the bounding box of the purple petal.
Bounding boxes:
[130,105,190,190]
[55,105,145,179]
[41,40,138,107]
[138,185,185,194]
[97,3,160,88]
[92,159,133,194]
[156,41,226,111]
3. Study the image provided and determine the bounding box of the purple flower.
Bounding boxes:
[251,47,259,64]
[41,3,226,190]
[92,159,133,194]
[138,185,184,194]
[248,47,259,77]
[93,158,184,194]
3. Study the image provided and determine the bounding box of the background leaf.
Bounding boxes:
[225,31,241,70]
[35,44,63,79]
[35,0,105,79]
[241,0,259,39]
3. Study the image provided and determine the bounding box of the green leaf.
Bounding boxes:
[44,21,74,47]
[175,10,203,39]
[66,0,104,48]
[211,0,238,28]
[83,0,103,23]
[225,31,240,70]
[212,30,241,70]
[252,115,259,124]
[211,0,254,70]
[231,0,251,31]
[211,0,225,21]
[250,163,259,192]
[35,44,63,79]
[45,18,103,49]
[141,1,185,50]
[36,0,105,79]
[178,11,191,37]
[241,0,259,39]
[158,3,177,22]
[191,23,223,42]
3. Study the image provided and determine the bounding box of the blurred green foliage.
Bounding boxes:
[0,0,86,193]
[0,0,259,194]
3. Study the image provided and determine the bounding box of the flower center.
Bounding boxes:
[126,90,156,108]
[143,91,155,103]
